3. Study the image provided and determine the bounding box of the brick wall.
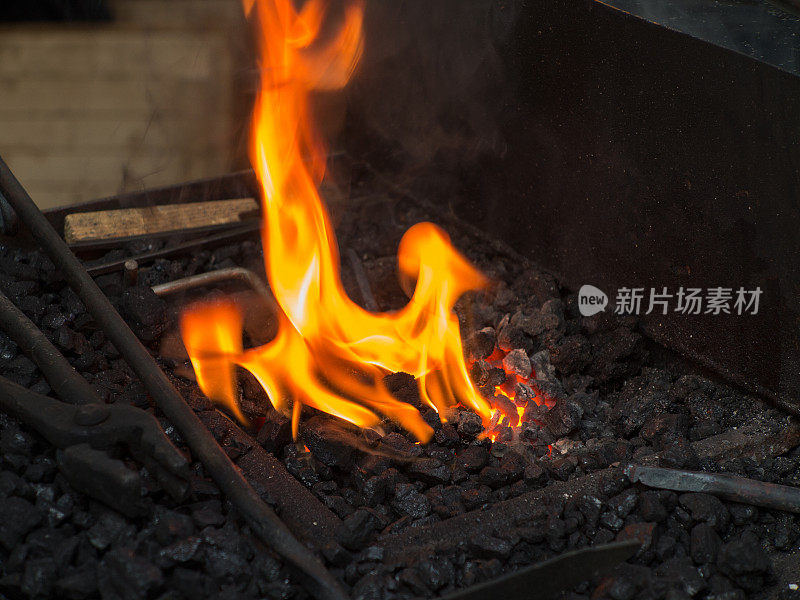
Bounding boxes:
[0,0,249,208]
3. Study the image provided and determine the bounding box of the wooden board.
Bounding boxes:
[64,198,258,244]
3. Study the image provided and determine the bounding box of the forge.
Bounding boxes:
[0,1,799,600]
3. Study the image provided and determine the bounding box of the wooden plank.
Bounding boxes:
[63,198,258,244]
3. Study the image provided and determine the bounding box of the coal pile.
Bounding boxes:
[0,182,798,600]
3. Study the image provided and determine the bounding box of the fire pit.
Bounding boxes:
[1,1,799,600]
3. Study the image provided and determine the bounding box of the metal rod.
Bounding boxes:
[0,155,347,600]
[152,267,272,301]
[84,222,261,276]
[440,540,639,600]
[0,289,97,405]
[625,464,800,514]
[345,248,379,312]
[124,259,139,287]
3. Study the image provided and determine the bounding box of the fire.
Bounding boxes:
[180,0,493,442]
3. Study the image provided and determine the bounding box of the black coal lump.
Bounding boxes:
[120,285,167,343]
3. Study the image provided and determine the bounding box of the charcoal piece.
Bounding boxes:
[499,451,525,482]
[497,324,530,353]
[599,511,625,532]
[321,541,351,567]
[689,422,723,442]
[203,546,249,580]
[656,557,706,598]
[690,523,721,564]
[87,511,131,550]
[399,567,431,596]
[380,432,421,457]
[461,487,491,510]
[640,413,689,441]
[490,390,516,414]
[23,459,56,483]
[530,349,556,381]
[120,285,167,343]
[456,445,489,473]
[97,547,164,600]
[55,567,99,599]
[41,306,66,330]
[6,355,37,387]
[476,466,508,488]
[678,493,730,532]
[361,545,384,562]
[547,456,577,481]
[0,471,20,498]
[153,508,195,545]
[465,327,496,361]
[469,535,512,560]
[384,371,424,410]
[417,556,455,591]
[728,503,757,525]
[428,485,465,518]
[532,379,567,405]
[336,509,381,551]
[352,573,385,600]
[608,489,639,518]
[20,557,57,598]
[407,458,450,485]
[604,574,637,600]
[96,273,124,297]
[434,423,460,447]
[502,349,532,379]
[542,400,583,437]
[611,369,672,437]
[303,417,355,468]
[0,426,34,457]
[717,532,770,578]
[486,367,507,388]
[362,476,387,507]
[773,517,796,550]
[469,360,491,387]
[617,522,656,554]
[391,484,431,519]
[548,335,592,375]
[0,497,42,550]
[169,567,207,599]
[456,412,483,438]
[514,382,535,406]
[639,492,668,523]
[17,295,46,321]
[202,521,250,556]
[158,536,202,566]
[190,501,225,529]
[421,408,443,432]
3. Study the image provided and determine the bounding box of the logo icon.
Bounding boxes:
[578,284,608,317]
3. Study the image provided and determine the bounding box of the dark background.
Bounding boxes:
[0,1,111,21]
[340,0,800,407]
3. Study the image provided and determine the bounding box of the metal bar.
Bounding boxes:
[0,289,97,405]
[152,267,272,302]
[440,541,639,600]
[84,222,261,276]
[0,155,347,600]
[345,248,379,312]
[625,464,800,514]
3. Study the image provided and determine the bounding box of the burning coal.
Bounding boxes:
[180,0,495,442]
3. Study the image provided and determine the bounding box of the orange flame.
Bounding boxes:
[180,0,493,442]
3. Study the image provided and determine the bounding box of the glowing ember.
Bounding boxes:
[180,0,495,442]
